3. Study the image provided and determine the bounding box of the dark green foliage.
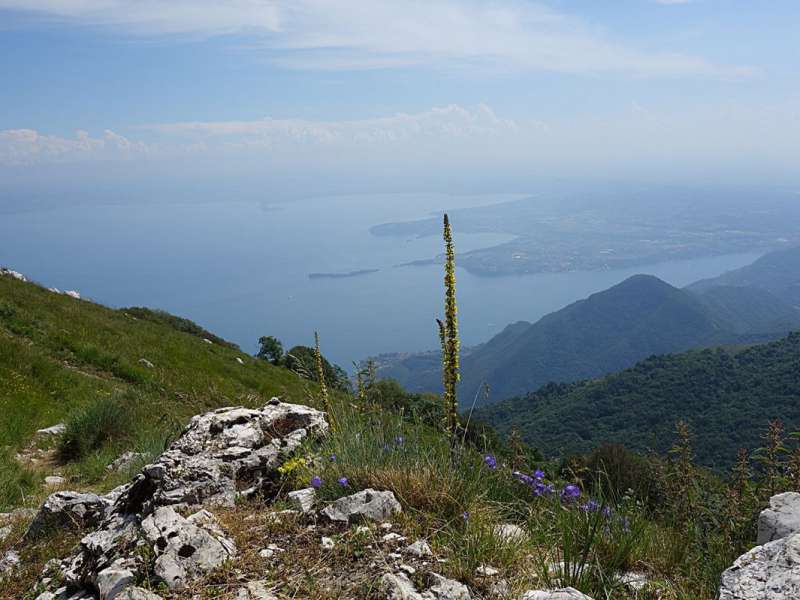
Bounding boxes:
[284,345,350,391]
[122,306,239,350]
[575,444,666,508]
[257,335,284,365]
[477,333,800,471]
[58,393,134,461]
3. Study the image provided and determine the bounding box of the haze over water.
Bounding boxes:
[0,193,760,367]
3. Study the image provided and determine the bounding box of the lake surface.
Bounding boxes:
[0,193,762,368]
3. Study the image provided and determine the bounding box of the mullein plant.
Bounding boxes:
[314,331,334,430]
[438,214,460,442]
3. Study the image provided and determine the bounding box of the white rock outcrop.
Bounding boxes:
[321,489,402,523]
[758,492,800,545]
[718,531,800,600]
[33,399,328,599]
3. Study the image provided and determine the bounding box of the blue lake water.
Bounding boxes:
[0,193,761,367]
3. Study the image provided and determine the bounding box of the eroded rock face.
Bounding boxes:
[718,531,800,600]
[321,489,402,523]
[521,588,594,600]
[26,492,112,540]
[35,399,328,599]
[141,507,236,590]
[758,493,800,545]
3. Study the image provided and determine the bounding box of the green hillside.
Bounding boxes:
[0,273,324,508]
[379,273,799,405]
[475,332,800,470]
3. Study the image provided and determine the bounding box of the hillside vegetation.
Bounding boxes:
[0,273,325,509]
[475,332,800,470]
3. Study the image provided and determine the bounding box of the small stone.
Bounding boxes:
[355,526,371,535]
[64,290,81,299]
[382,532,407,543]
[380,522,393,530]
[321,489,401,523]
[36,424,66,437]
[522,589,594,600]
[321,536,336,550]
[426,572,471,600]
[266,544,284,552]
[476,565,499,577]
[44,476,66,487]
[493,523,527,543]
[235,581,278,600]
[388,552,402,560]
[399,564,416,575]
[236,357,245,365]
[380,572,422,600]
[405,540,433,558]
[138,358,155,368]
[117,588,165,600]
[288,488,317,513]
[106,452,148,473]
[617,572,648,591]
[0,550,21,580]
[258,548,274,559]
[203,338,213,344]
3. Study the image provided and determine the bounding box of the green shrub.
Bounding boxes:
[58,393,133,461]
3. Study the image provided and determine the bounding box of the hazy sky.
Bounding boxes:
[1,1,799,191]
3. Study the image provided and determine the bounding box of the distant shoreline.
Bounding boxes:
[308,268,380,280]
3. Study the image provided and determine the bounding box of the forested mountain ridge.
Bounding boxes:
[378,268,800,405]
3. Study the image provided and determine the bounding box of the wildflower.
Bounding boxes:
[533,469,545,480]
[580,499,600,513]
[484,454,497,470]
[394,435,405,446]
[533,481,554,497]
[338,476,349,487]
[310,475,322,489]
[560,484,581,502]
[622,516,631,533]
[462,511,470,521]
[330,454,337,462]
[512,471,534,486]
[602,506,613,519]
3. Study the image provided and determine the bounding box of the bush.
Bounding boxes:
[58,393,133,461]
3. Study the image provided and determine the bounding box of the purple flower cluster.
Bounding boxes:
[484,454,497,470]
[560,484,581,502]
[310,475,322,488]
[513,469,554,497]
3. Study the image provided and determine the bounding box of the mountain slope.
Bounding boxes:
[0,271,325,506]
[475,332,800,470]
[379,274,800,405]
[689,245,800,306]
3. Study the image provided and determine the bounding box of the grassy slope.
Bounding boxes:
[0,274,322,507]
[475,333,800,470]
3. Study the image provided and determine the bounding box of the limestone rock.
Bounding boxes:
[65,290,81,299]
[493,523,527,543]
[426,572,471,599]
[758,493,800,545]
[288,488,316,513]
[45,476,67,487]
[321,489,401,523]
[34,400,327,599]
[235,581,278,599]
[96,564,135,599]
[0,268,27,281]
[137,359,154,369]
[36,423,66,438]
[141,506,236,590]
[380,572,471,600]
[405,540,433,558]
[521,589,594,600]
[26,491,112,539]
[107,452,148,473]
[0,550,21,580]
[120,399,328,510]
[718,531,800,600]
[321,536,335,550]
[116,588,164,600]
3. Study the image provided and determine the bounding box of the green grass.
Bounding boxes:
[0,274,327,509]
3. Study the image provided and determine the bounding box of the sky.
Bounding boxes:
[1,0,799,195]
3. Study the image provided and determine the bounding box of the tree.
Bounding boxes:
[256,335,284,365]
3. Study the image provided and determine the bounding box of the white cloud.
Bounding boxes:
[0,0,748,78]
[0,128,148,165]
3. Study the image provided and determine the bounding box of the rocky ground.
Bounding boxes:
[2,398,799,599]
